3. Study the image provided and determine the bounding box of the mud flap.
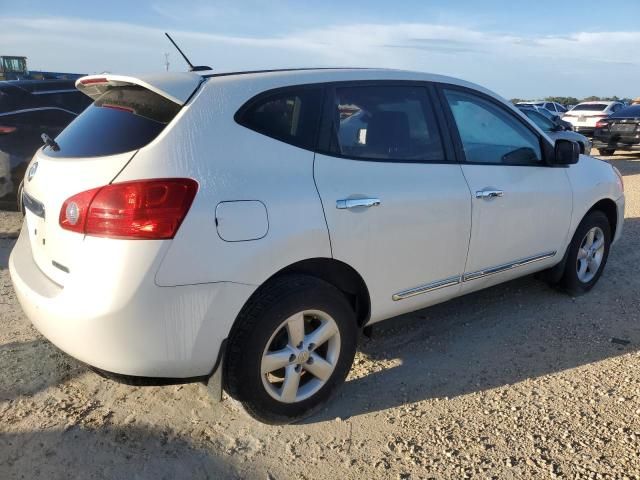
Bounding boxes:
[205,341,225,403]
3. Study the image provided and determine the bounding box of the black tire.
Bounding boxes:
[559,210,611,296]
[598,148,615,156]
[224,274,357,424]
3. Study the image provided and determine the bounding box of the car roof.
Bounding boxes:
[577,100,618,105]
[75,67,510,109]
[200,67,506,101]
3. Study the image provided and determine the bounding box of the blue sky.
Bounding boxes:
[2,0,639,98]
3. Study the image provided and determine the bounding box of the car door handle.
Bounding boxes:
[475,189,504,199]
[336,198,381,209]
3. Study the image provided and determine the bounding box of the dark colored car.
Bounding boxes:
[593,104,640,156]
[0,79,92,210]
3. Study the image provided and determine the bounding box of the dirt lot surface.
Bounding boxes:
[1,152,639,479]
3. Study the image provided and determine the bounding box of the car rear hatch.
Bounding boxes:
[608,118,640,139]
[21,73,203,286]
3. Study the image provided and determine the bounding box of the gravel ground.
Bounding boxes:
[1,151,639,480]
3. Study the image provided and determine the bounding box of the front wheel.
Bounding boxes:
[560,210,611,295]
[224,275,357,424]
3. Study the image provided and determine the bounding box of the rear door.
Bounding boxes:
[21,76,200,286]
[314,82,472,322]
[438,85,572,293]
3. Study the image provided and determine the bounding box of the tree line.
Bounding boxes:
[510,96,631,106]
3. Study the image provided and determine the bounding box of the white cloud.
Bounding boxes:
[0,16,638,98]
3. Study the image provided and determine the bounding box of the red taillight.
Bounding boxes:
[0,126,17,135]
[59,178,198,239]
[595,120,608,129]
[79,77,108,85]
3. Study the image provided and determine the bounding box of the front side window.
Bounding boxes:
[444,89,542,165]
[237,87,322,149]
[329,85,445,162]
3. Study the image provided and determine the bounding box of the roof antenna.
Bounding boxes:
[164,32,212,72]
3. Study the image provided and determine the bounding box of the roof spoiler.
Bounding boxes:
[75,72,204,105]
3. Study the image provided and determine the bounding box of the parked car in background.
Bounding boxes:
[517,101,568,115]
[562,101,625,136]
[0,79,92,210]
[10,68,624,424]
[518,106,592,153]
[516,102,572,130]
[593,104,640,155]
[535,107,574,131]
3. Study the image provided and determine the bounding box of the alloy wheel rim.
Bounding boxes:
[261,310,341,404]
[576,226,605,283]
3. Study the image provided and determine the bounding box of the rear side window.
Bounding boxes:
[329,85,445,162]
[45,86,180,158]
[236,87,323,150]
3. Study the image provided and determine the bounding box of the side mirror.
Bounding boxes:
[553,139,580,165]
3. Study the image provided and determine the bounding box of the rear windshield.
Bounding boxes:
[45,85,180,158]
[571,103,608,111]
[611,105,640,118]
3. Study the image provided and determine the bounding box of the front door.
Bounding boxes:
[440,86,572,293]
[314,83,472,322]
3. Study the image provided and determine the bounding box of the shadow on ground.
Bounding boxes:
[0,424,248,480]
[606,152,640,176]
[307,216,640,422]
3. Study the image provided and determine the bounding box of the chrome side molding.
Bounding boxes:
[392,276,461,301]
[392,251,557,301]
[463,251,557,282]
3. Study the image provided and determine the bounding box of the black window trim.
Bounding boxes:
[435,83,556,168]
[234,80,458,165]
[234,83,327,152]
[315,80,455,164]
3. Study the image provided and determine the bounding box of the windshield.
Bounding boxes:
[45,85,180,158]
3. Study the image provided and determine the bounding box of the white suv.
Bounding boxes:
[9,69,625,424]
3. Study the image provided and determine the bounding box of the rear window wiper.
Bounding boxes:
[41,133,60,152]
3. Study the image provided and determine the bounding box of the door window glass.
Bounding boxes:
[330,85,444,161]
[444,89,542,165]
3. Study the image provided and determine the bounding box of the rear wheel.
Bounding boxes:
[598,148,615,156]
[559,210,611,295]
[224,275,357,424]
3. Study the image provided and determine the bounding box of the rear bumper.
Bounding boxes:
[592,139,640,151]
[9,225,255,378]
[573,126,595,135]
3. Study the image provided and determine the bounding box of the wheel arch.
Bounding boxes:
[270,258,371,327]
[543,197,618,284]
[235,257,371,329]
[587,198,618,240]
